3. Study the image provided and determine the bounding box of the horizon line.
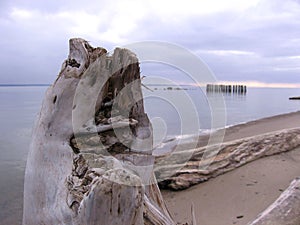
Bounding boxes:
[0,84,51,87]
[1,81,299,89]
[212,81,300,88]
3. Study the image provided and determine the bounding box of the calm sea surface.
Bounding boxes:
[143,86,300,136]
[0,85,300,223]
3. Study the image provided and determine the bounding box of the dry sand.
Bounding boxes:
[162,111,300,225]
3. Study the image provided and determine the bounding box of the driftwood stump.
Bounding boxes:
[23,38,175,225]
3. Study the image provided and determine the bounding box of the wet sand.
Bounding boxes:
[223,111,300,142]
[162,111,300,225]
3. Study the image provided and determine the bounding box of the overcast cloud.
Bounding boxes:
[0,0,300,86]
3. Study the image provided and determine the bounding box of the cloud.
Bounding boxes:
[217,80,300,88]
[199,50,256,56]
[0,0,300,85]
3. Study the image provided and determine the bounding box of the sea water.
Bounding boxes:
[143,86,300,137]
[0,86,47,224]
[0,85,300,223]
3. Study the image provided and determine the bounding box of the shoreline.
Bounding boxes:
[161,111,300,225]
[224,109,300,132]
[223,110,300,142]
[1,110,300,225]
[154,110,300,155]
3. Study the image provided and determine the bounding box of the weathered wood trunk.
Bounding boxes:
[156,128,300,190]
[23,38,175,225]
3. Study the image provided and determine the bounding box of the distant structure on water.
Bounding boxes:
[206,84,247,94]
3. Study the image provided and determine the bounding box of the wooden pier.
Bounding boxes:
[289,96,300,100]
[206,84,247,94]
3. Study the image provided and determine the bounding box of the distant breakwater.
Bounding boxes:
[206,84,247,94]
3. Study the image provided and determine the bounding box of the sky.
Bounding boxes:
[0,0,300,87]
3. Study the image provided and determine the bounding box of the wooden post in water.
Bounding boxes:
[206,84,247,94]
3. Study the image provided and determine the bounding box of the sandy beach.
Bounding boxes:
[162,111,300,225]
[2,111,300,225]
